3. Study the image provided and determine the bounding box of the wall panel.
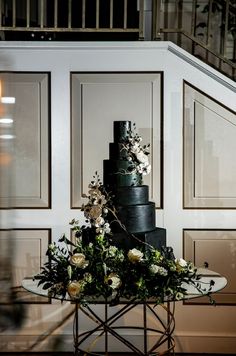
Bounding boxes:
[184,229,236,304]
[0,72,51,208]
[0,229,51,303]
[183,81,236,208]
[71,72,163,208]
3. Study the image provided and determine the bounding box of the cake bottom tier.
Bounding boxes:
[112,227,166,251]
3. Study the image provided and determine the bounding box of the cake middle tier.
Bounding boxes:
[114,202,156,233]
[109,142,130,160]
[112,185,149,205]
[103,159,142,186]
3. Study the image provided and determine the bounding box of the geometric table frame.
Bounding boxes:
[74,299,175,356]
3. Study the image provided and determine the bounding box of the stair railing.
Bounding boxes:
[153,0,236,81]
[0,0,145,40]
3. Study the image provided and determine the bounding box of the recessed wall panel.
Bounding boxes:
[0,229,51,303]
[183,81,236,208]
[0,72,51,208]
[71,72,163,208]
[184,229,236,304]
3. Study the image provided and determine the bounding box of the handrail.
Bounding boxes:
[153,0,236,81]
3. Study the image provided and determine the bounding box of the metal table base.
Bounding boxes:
[73,300,175,356]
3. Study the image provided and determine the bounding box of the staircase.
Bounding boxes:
[153,0,236,81]
[0,0,235,80]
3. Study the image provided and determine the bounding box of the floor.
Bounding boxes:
[1,353,235,356]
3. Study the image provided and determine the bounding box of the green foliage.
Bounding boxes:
[34,178,211,306]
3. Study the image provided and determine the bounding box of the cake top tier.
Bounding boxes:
[113,121,131,143]
[103,120,151,187]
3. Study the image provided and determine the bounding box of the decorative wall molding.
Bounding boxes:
[183,81,236,209]
[71,71,163,209]
[183,229,236,305]
[0,72,51,208]
[0,228,51,304]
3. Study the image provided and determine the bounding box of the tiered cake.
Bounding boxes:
[103,121,166,250]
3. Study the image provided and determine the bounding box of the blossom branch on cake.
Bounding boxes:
[121,123,151,177]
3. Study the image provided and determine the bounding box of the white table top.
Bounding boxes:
[22,268,227,304]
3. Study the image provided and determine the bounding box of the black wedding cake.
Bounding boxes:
[103,121,166,250]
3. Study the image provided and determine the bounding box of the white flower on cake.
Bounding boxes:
[136,151,149,164]
[94,216,105,227]
[130,142,140,154]
[137,162,151,175]
[104,222,111,233]
[120,123,151,180]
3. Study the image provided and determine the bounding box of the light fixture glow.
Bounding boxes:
[0,134,15,139]
[1,97,16,104]
[0,118,14,124]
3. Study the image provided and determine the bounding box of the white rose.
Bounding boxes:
[70,253,89,269]
[67,281,83,299]
[176,258,188,267]
[128,248,143,263]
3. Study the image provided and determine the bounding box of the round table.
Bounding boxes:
[22,268,227,356]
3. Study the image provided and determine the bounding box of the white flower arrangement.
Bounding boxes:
[121,123,151,178]
[34,174,215,306]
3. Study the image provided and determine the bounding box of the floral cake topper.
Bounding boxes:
[121,123,151,176]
